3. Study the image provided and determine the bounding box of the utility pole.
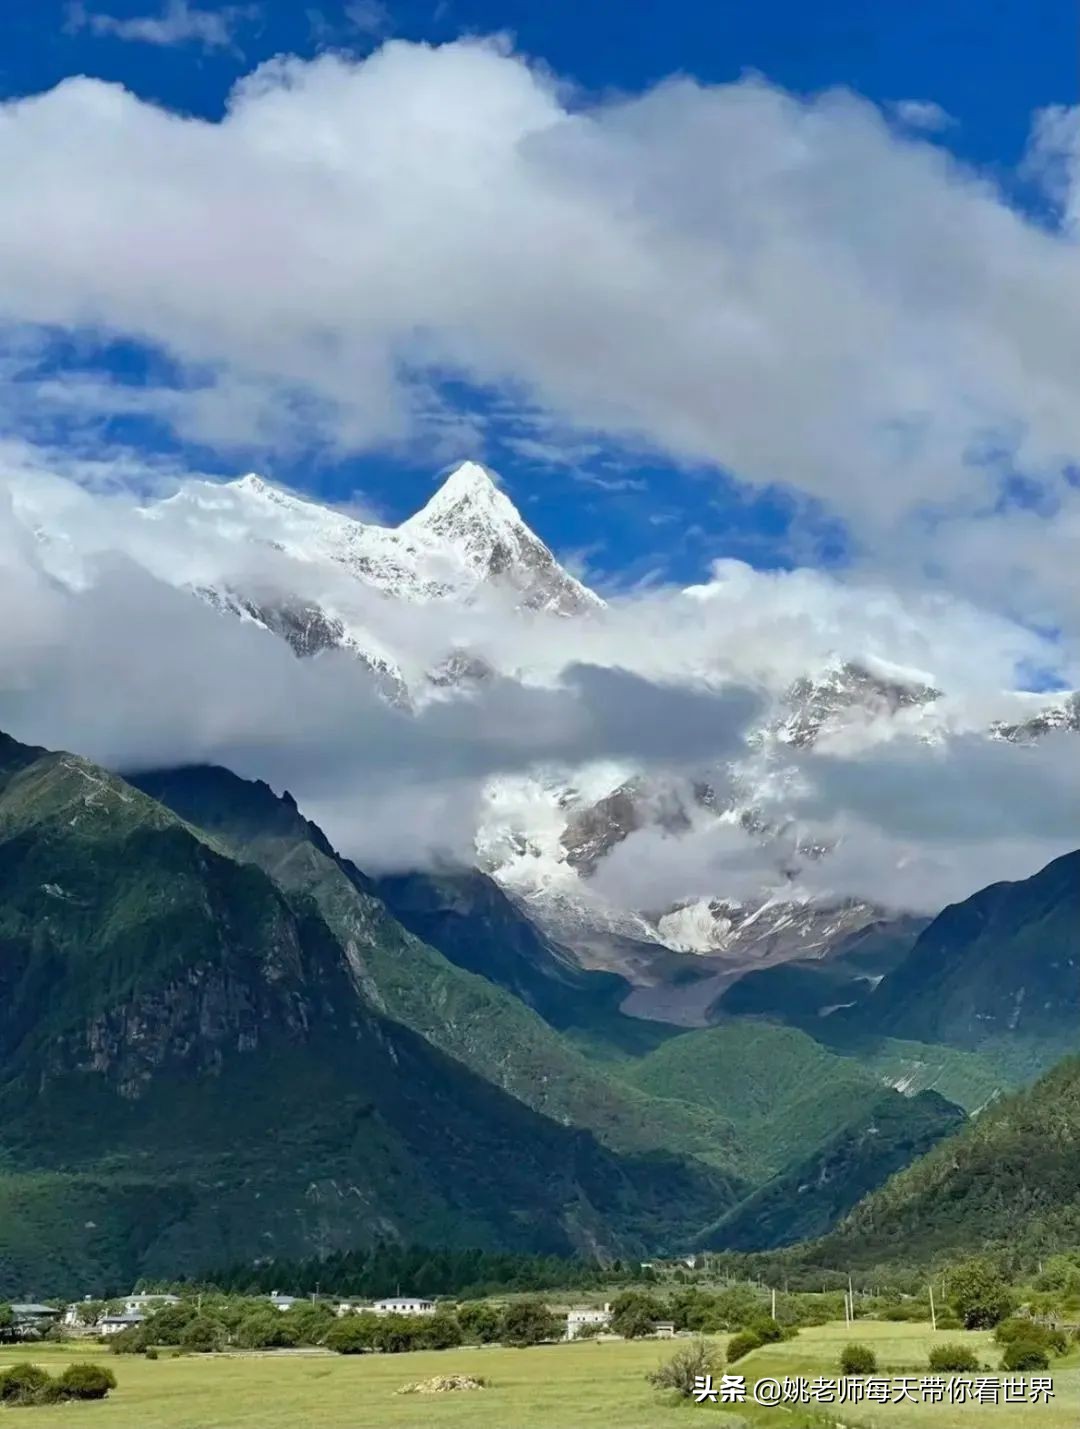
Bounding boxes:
[929,1282,937,1332]
[771,1288,776,1320]
[848,1273,855,1324]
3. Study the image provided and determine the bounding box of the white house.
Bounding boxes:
[266,1292,303,1312]
[122,1294,179,1316]
[11,1304,60,1339]
[62,1297,97,1329]
[64,1292,180,1329]
[335,1299,372,1318]
[371,1297,435,1317]
[565,1303,612,1340]
[99,1313,146,1337]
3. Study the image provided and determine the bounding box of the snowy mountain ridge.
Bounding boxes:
[147,462,601,617]
[12,459,1077,1018]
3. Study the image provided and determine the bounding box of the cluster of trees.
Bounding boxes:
[207,1245,635,1300]
[111,1296,337,1355]
[109,1293,568,1356]
[325,1300,564,1355]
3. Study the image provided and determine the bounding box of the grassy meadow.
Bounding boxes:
[2,1320,1076,1429]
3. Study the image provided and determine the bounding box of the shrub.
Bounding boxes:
[179,1316,225,1353]
[928,1343,980,1373]
[325,1317,375,1355]
[947,1259,1015,1330]
[1002,1340,1050,1372]
[109,1323,149,1355]
[995,1319,1066,1356]
[415,1313,463,1351]
[610,1291,666,1340]
[56,1364,117,1401]
[936,1312,963,1330]
[142,1301,199,1344]
[145,1346,159,1361]
[881,1302,927,1322]
[499,1299,560,1348]
[285,1303,335,1346]
[726,1330,762,1363]
[711,1286,766,1330]
[0,1363,52,1405]
[372,1315,423,1354]
[235,1309,299,1350]
[748,1315,785,1344]
[648,1338,722,1398]
[839,1343,878,1375]
[1045,1327,1069,1356]
[456,1302,501,1344]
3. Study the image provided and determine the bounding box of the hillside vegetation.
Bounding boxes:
[0,734,737,1293]
[820,1052,1080,1264]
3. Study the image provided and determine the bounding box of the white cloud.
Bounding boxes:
[1,41,1079,908]
[591,730,1080,915]
[0,475,770,870]
[3,457,1073,899]
[66,0,257,49]
[890,99,954,133]
[0,42,1077,566]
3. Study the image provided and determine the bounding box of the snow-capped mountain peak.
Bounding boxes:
[403,461,513,531]
[404,461,603,615]
[140,461,601,616]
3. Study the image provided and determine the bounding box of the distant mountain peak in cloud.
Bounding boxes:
[404,460,603,615]
[8,458,1079,1025]
[206,460,602,617]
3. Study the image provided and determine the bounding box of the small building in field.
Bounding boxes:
[565,1303,612,1340]
[99,1313,146,1337]
[652,1320,677,1338]
[267,1292,303,1312]
[335,1299,372,1317]
[62,1297,97,1329]
[11,1305,60,1339]
[372,1297,435,1317]
[122,1293,179,1316]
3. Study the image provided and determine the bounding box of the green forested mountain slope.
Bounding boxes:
[818,1052,1080,1265]
[701,1089,965,1251]
[613,1021,882,1181]
[0,734,737,1295]
[373,867,628,1031]
[610,1019,984,1178]
[3,730,1057,1292]
[854,849,1080,1078]
[128,764,743,1177]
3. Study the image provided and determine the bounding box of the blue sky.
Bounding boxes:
[0,0,1076,596]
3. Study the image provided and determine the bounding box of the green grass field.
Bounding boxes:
[2,1321,1074,1429]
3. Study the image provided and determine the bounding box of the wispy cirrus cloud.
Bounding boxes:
[66,0,258,50]
[344,0,390,35]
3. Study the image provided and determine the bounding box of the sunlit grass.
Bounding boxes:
[2,1320,1074,1429]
